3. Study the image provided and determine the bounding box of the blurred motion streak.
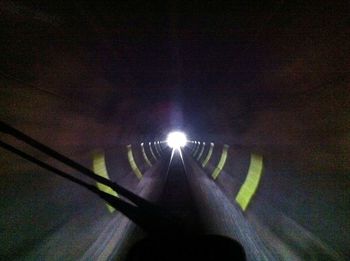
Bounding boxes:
[92,150,118,213]
[193,141,201,157]
[196,142,206,161]
[126,144,143,179]
[154,141,161,157]
[235,154,263,211]
[212,144,229,180]
[141,143,152,167]
[149,142,158,161]
[202,142,214,168]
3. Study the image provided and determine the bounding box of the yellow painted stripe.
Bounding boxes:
[202,142,214,168]
[196,142,206,161]
[211,144,229,180]
[127,145,143,179]
[141,143,152,167]
[193,142,201,157]
[191,141,197,153]
[155,141,160,155]
[235,154,263,211]
[194,141,199,153]
[92,151,118,213]
[149,142,157,161]
[154,141,161,157]
[157,141,163,155]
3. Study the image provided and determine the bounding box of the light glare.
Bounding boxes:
[166,131,187,149]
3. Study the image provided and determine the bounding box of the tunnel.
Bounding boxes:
[0,1,349,260]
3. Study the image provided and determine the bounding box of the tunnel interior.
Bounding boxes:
[0,1,349,260]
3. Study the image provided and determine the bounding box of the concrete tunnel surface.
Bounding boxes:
[0,1,349,260]
[0,136,348,260]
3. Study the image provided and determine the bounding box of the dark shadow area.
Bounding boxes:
[0,121,178,234]
[0,121,246,259]
[126,234,246,261]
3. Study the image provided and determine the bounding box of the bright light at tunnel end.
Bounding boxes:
[166,131,187,149]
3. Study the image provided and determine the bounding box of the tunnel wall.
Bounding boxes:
[185,142,346,259]
[0,137,166,260]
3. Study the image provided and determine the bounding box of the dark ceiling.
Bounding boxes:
[0,0,349,167]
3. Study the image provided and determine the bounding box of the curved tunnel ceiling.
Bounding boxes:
[1,1,349,150]
[0,0,349,259]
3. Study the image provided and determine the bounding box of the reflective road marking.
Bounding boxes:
[92,151,118,213]
[196,142,206,161]
[202,142,214,168]
[193,142,201,157]
[235,154,263,211]
[127,145,143,179]
[149,142,158,161]
[211,144,229,180]
[141,143,152,167]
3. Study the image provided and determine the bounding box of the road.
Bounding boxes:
[3,146,346,260]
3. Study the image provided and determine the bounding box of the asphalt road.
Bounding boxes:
[6,147,345,260]
[82,149,345,260]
